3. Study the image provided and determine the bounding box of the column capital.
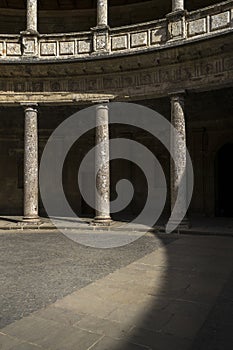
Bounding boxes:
[20,103,38,112]
[92,99,110,105]
[169,90,186,98]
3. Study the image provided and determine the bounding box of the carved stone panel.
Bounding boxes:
[170,21,183,38]
[59,41,75,55]
[78,40,91,53]
[0,42,3,56]
[111,35,128,50]
[188,18,207,37]
[211,11,230,31]
[151,27,166,44]
[6,42,21,56]
[24,39,35,54]
[96,34,107,50]
[40,42,57,56]
[131,32,148,48]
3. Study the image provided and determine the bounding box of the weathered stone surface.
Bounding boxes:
[112,35,128,50]
[172,0,184,12]
[188,18,207,36]
[78,40,91,53]
[211,11,230,31]
[170,93,188,227]
[170,20,183,38]
[0,41,3,55]
[131,31,148,47]
[23,104,39,221]
[96,33,108,51]
[151,26,166,44]
[27,0,37,33]
[94,102,111,223]
[59,41,75,55]
[97,0,108,27]
[6,43,21,56]
[40,42,57,56]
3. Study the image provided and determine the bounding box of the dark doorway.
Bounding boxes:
[215,143,233,217]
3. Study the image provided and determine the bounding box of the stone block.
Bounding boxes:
[6,42,21,56]
[40,42,57,56]
[0,333,23,350]
[151,26,166,44]
[170,21,183,38]
[188,18,207,37]
[33,306,84,326]
[131,31,148,48]
[59,41,75,55]
[96,34,108,51]
[78,40,91,53]
[211,11,230,31]
[0,41,3,55]
[111,35,128,50]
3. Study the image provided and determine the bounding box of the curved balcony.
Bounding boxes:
[0,0,232,63]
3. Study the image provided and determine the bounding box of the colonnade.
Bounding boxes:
[22,93,188,228]
[22,0,188,227]
[25,0,185,33]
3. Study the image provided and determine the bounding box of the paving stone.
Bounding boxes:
[35,326,102,350]
[2,316,62,343]
[9,343,44,350]
[0,333,24,350]
[128,327,192,350]
[33,306,84,326]
[75,315,132,339]
[89,336,149,350]
[0,231,172,328]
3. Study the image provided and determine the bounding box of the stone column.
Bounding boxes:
[172,0,184,12]
[170,92,189,228]
[97,0,108,27]
[26,0,38,33]
[23,104,39,222]
[93,102,111,225]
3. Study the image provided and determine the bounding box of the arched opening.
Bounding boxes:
[215,143,233,217]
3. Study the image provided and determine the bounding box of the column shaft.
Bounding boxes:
[23,105,39,221]
[170,93,189,227]
[94,102,111,224]
[27,0,37,33]
[97,0,108,27]
[172,0,184,12]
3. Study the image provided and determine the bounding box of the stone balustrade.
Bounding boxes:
[0,0,233,61]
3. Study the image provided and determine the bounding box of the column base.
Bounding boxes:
[169,216,190,231]
[23,216,40,224]
[91,216,112,227]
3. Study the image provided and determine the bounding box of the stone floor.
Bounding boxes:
[1,216,233,236]
[0,231,233,349]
